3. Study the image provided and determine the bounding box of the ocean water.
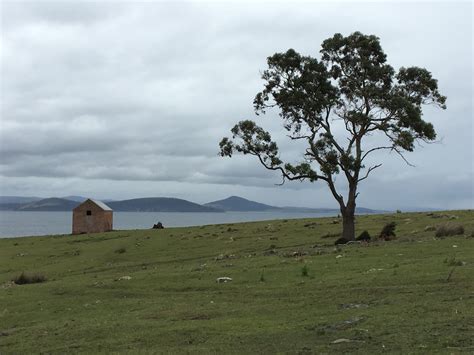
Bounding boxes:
[0,211,337,238]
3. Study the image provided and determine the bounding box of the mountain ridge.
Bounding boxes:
[205,196,382,214]
[204,196,277,211]
[0,195,384,213]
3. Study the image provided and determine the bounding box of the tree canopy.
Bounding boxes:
[219,32,446,240]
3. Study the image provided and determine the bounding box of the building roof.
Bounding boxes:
[89,199,113,211]
[73,198,113,211]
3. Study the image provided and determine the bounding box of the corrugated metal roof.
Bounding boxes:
[90,199,113,211]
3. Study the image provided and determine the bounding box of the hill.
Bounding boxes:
[205,196,381,213]
[107,198,221,212]
[17,198,80,211]
[0,195,384,213]
[0,211,472,353]
[0,203,24,211]
[60,195,88,202]
[204,195,276,211]
[0,196,42,204]
[0,197,221,212]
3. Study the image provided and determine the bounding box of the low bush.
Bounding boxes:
[12,272,47,285]
[356,230,371,242]
[115,247,127,254]
[435,223,464,238]
[301,265,309,277]
[444,257,464,267]
[379,222,396,240]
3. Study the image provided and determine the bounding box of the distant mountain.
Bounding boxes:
[0,197,219,212]
[60,196,88,202]
[17,198,80,211]
[0,196,42,204]
[59,196,115,203]
[0,195,383,213]
[0,203,24,211]
[107,198,221,212]
[205,196,382,214]
[205,196,276,211]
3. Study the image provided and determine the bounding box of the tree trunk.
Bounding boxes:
[341,204,356,241]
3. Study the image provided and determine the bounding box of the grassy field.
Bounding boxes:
[0,210,473,353]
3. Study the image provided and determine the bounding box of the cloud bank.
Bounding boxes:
[1,1,472,210]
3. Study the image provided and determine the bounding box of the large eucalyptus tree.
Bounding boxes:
[219,32,446,241]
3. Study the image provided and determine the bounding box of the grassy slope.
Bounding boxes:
[0,211,473,353]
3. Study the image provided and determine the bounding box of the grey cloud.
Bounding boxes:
[0,2,472,210]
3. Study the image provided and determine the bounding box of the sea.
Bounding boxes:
[0,211,338,238]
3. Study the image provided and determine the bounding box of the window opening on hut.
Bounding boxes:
[86,210,92,216]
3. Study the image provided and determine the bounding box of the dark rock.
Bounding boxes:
[152,222,164,229]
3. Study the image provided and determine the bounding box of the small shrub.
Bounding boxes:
[444,257,464,267]
[379,222,396,240]
[115,247,126,254]
[12,272,47,285]
[356,230,371,242]
[435,223,464,238]
[396,209,402,214]
[259,270,266,282]
[301,264,309,277]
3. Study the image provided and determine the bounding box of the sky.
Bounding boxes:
[0,0,472,210]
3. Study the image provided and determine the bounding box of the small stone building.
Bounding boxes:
[72,199,113,234]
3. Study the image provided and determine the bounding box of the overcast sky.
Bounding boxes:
[0,1,472,210]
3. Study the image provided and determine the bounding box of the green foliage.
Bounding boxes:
[115,247,127,254]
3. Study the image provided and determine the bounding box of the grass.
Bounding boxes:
[435,223,465,237]
[0,210,473,353]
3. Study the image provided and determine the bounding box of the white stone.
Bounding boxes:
[216,277,232,283]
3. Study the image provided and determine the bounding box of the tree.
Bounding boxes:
[219,32,446,241]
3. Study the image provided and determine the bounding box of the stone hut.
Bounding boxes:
[72,199,113,235]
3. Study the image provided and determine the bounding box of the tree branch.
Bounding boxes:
[358,163,382,182]
[253,153,329,183]
[360,146,393,162]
